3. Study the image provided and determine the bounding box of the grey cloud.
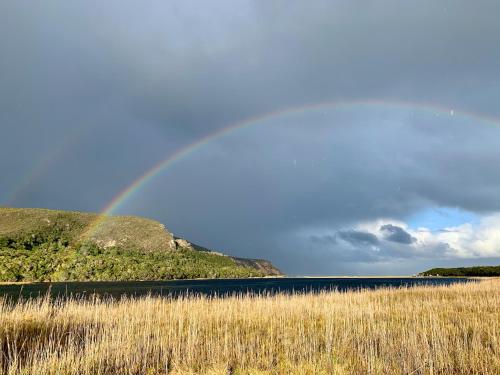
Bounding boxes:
[380,224,417,245]
[337,230,379,247]
[310,229,393,249]
[309,235,337,245]
[299,226,456,269]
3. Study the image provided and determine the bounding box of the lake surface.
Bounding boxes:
[0,277,472,300]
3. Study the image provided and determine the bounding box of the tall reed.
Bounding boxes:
[0,279,498,374]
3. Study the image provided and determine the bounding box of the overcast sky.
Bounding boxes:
[2,1,500,275]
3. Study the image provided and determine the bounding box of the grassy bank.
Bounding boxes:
[0,279,498,374]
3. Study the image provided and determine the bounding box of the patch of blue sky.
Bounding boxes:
[406,207,480,232]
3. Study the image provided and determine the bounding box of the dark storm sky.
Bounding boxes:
[2,1,500,275]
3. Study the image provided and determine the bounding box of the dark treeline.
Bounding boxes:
[420,266,500,277]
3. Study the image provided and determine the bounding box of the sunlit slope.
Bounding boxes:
[0,207,282,281]
[0,207,175,252]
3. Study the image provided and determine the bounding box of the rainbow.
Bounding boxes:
[80,99,500,241]
[2,129,87,206]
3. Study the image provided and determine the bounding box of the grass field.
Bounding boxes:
[0,279,498,374]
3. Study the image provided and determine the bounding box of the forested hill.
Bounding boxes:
[420,266,500,277]
[0,207,282,282]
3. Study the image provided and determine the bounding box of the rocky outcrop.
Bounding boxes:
[174,238,191,249]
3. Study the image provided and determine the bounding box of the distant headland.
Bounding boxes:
[0,207,282,282]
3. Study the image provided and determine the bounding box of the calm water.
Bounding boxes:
[0,277,471,300]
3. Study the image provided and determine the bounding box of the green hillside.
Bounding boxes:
[420,265,500,277]
[0,207,282,282]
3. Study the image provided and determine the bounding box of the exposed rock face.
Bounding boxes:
[101,239,117,249]
[174,238,191,249]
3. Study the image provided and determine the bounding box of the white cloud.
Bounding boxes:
[303,213,500,261]
[366,214,500,259]
[416,214,500,258]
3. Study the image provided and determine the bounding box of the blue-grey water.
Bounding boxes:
[0,277,471,300]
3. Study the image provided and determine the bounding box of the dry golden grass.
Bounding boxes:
[0,279,498,375]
